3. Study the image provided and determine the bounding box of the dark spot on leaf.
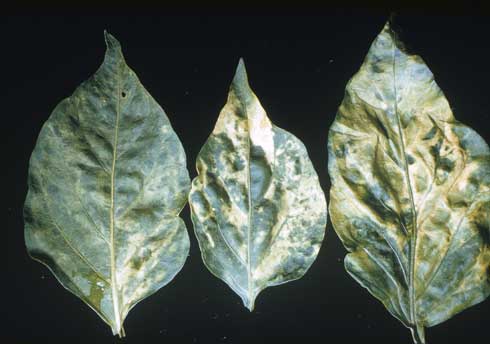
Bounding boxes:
[430,140,442,158]
[423,126,437,140]
[250,145,272,201]
[334,144,345,158]
[371,62,383,74]
[302,246,314,256]
[130,256,143,270]
[439,157,455,172]
[293,157,302,175]
[233,158,245,171]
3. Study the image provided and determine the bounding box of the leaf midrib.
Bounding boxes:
[390,34,419,330]
[109,69,123,334]
[245,103,254,310]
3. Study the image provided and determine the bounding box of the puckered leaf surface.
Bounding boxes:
[190,60,327,310]
[24,32,190,336]
[328,22,490,344]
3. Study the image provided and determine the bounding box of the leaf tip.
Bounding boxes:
[103,30,123,54]
[386,12,397,29]
[380,18,394,39]
[237,57,246,69]
[378,16,406,53]
[230,58,252,98]
[233,57,248,82]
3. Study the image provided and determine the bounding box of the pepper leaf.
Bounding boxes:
[189,59,327,310]
[24,32,190,336]
[328,21,490,343]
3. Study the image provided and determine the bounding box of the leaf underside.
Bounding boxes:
[328,21,490,344]
[24,32,191,336]
[189,59,327,310]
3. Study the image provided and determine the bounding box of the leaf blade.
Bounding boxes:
[24,32,190,336]
[189,59,327,310]
[328,21,490,343]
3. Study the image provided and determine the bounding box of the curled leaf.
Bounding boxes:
[189,59,327,310]
[24,32,190,336]
[328,21,490,343]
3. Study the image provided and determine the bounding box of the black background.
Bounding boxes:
[4,7,490,344]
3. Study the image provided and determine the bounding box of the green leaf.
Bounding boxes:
[24,32,190,336]
[328,21,490,343]
[189,59,327,310]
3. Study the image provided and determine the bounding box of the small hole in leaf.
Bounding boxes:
[121,91,127,98]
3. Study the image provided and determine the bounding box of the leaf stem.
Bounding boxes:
[410,324,426,344]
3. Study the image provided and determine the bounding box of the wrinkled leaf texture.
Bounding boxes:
[24,32,190,336]
[189,59,327,310]
[328,22,490,343]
